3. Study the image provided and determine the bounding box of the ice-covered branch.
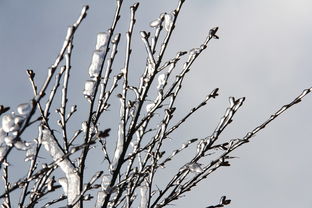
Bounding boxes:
[59,41,74,152]
[41,127,80,207]
[0,5,89,168]
[1,1,311,207]
[80,1,123,198]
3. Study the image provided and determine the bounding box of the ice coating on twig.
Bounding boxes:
[190,48,200,56]
[164,13,174,31]
[95,191,106,208]
[0,146,8,161]
[96,32,109,50]
[1,111,25,135]
[59,177,68,196]
[2,114,15,133]
[41,127,80,204]
[0,5,90,205]
[147,62,155,77]
[157,74,166,89]
[81,121,96,135]
[89,50,105,78]
[46,177,55,191]
[14,140,30,150]
[17,103,32,116]
[2,1,311,207]
[150,18,161,28]
[81,121,88,133]
[101,174,111,191]
[83,80,96,98]
[0,128,5,144]
[14,115,24,126]
[187,162,203,173]
[25,145,36,162]
[111,136,124,171]
[146,103,155,112]
[139,184,148,208]
[4,136,15,146]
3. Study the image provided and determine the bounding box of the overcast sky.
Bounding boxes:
[1,0,312,208]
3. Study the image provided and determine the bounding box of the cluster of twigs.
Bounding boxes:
[0,0,311,208]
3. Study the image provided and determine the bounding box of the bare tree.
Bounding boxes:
[0,1,311,208]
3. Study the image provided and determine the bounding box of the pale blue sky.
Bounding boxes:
[0,1,312,207]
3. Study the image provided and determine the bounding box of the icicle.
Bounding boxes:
[96,32,109,50]
[157,74,166,89]
[17,103,32,116]
[164,13,174,32]
[89,50,105,78]
[111,116,124,172]
[83,80,96,99]
[110,137,123,171]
